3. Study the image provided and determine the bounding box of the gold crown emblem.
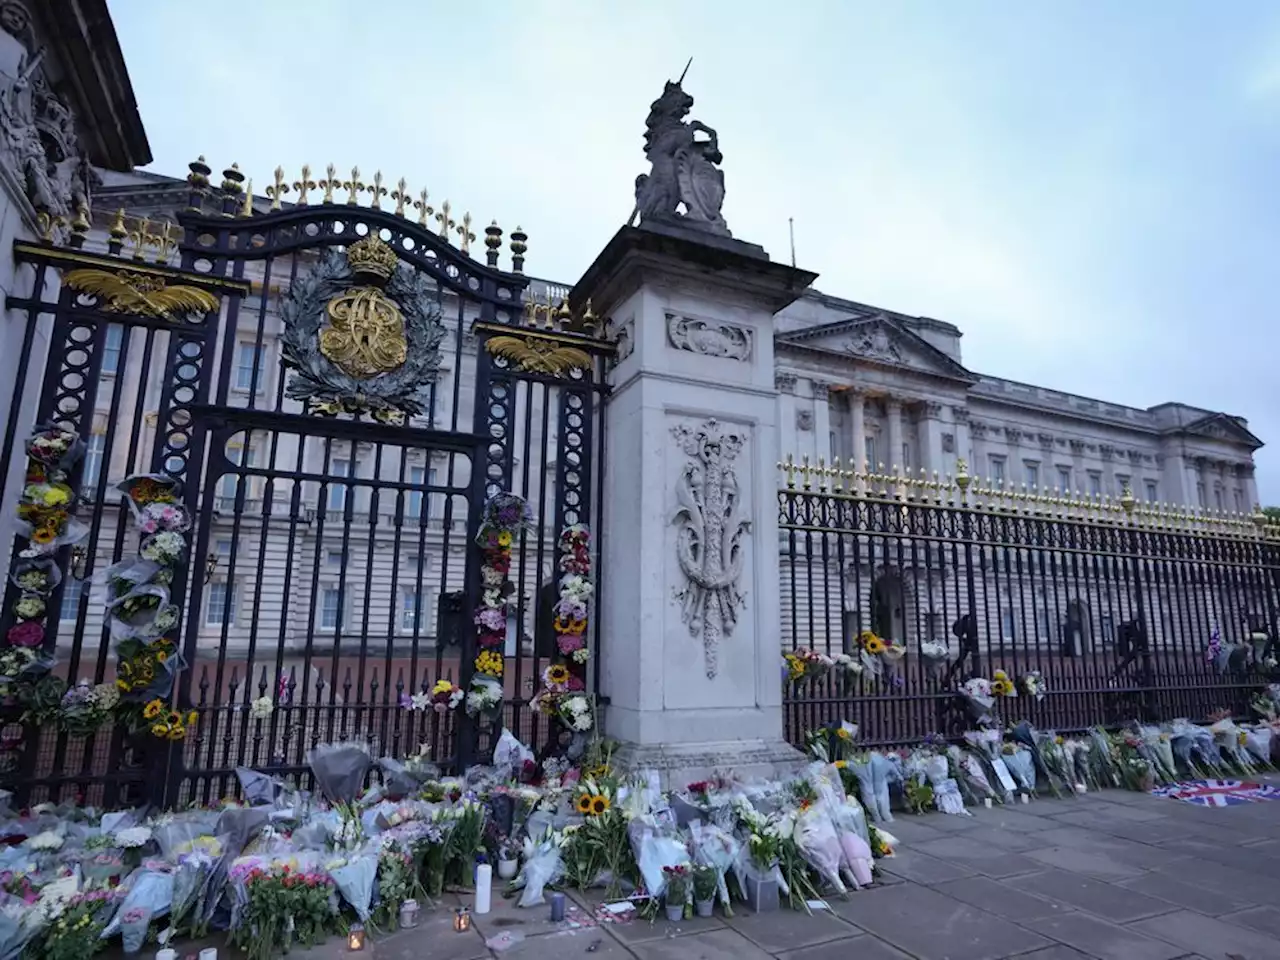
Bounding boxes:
[346,235,398,281]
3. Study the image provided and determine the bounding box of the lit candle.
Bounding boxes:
[347,923,366,951]
[475,863,492,915]
[453,908,472,932]
[549,892,565,922]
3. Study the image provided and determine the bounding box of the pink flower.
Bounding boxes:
[476,608,506,631]
[557,633,585,654]
[7,622,42,648]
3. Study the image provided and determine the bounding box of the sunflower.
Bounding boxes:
[575,793,593,814]
[836,727,852,741]
[143,699,163,719]
[167,710,183,727]
[31,525,56,544]
[589,794,610,815]
[496,531,513,547]
[992,678,1014,697]
[151,722,170,737]
[554,615,586,635]
[168,726,186,741]
[115,678,129,692]
[546,664,570,686]
[834,759,848,769]
[863,635,886,656]
[155,650,168,663]
[187,711,198,727]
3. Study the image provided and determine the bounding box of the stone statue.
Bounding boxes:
[631,75,730,236]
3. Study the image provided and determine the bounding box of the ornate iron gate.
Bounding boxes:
[0,162,611,807]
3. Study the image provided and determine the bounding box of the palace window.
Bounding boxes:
[1197,482,1206,508]
[1233,488,1243,513]
[1057,466,1072,493]
[82,433,105,497]
[328,458,355,511]
[1145,480,1158,503]
[1213,486,1224,511]
[407,466,426,518]
[325,550,343,568]
[206,580,238,628]
[400,589,423,632]
[989,456,1006,487]
[320,587,343,630]
[220,443,256,504]
[901,443,911,472]
[101,325,123,375]
[1088,471,1102,497]
[235,343,265,391]
[1024,461,1039,490]
[60,579,83,621]
[864,437,876,470]
[1001,608,1016,641]
[1115,473,1131,496]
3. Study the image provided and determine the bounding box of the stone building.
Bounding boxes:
[0,0,1265,672]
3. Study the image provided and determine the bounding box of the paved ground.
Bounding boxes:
[352,781,1280,960]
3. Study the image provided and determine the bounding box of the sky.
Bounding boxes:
[109,1,1280,503]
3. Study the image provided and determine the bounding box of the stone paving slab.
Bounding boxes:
[913,835,1045,878]
[1025,844,1148,881]
[930,876,1074,922]
[831,883,1052,960]
[775,937,911,960]
[1007,869,1178,922]
[1021,913,1184,960]
[1220,904,1280,938]
[627,928,775,960]
[879,847,980,884]
[1128,908,1280,959]
[1114,870,1248,917]
[722,906,861,952]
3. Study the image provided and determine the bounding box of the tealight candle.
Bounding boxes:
[347,923,366,951]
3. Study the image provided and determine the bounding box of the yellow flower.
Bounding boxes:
[143,699,163,719]
[575,793,592,814]
[432,678,455,696]
[547,664,570,686]
[155,650,168,663]
[187,711,198,727]
[42,487,70,506]
[475,651,503,677]
[497,531,513,547]
[834,760,848,769]
[168,725,186,741]
[836,728,852,741]
[115,678,129,692]
[785,654,805,681]
[993,669,1008,681]
[590,794,610,815]
[151,722,170,737]
[864,636,886,656]
[992,678,1014,697]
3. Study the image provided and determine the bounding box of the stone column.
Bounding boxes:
[886,396,904,476]
[970,421,989,482]
[1100,445,1117,498]
[810,380,831,466]
[918,402,944,478]
[850,388,867,472]
[950,405,970,480]
[574,224,813,786]
[776,372,798,463]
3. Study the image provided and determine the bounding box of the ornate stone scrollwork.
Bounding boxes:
[796,409,814,431]
[670,418,750,679]
[775,372,797,394]
[666,313,752,361]
[0,3,94,239]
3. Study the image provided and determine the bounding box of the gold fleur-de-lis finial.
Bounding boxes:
[413,188,432,226]
[266,166,290,210]
[343,166,364,205]
[127,216,152,260]
[366,170,387,210]
[293,164,316,205]
[153,221,180,263]
[436,199,454,240]
[455,212,476,254]
[318,163,340,204]
[391,178,411,217]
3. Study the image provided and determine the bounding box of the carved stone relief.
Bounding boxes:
[1069,439,1086,454]
[796,408,813,431]
[942,432,955,453]
[612,316,635,362]
[667,312,752,361]
[0,2,92,239]
[670,418,750,679]
[1038,432,1054,449]
[810,380,831,401]
[845,323,904,364]
[775,371,797,394]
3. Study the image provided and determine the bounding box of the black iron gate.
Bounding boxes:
[0,161,612,807]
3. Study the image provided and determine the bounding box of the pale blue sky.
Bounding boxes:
[110,1,1280,503]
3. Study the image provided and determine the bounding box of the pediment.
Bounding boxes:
[1181,413,1263,449]
[776,315,975,382]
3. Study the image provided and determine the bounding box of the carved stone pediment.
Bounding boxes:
[775,315,975,382]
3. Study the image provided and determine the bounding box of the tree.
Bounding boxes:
[1265,506,1280,522]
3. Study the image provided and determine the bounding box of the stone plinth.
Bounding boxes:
[573,225,817,787]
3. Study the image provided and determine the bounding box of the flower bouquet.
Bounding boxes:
[27,424,84,471]
[958,677,995,724]
[9,559,61,598]
[114,474,182,518]
[919,641,949,680]
[511,828,566,907]
[308,741,373,807]
[687,820,740,915]
[1020,670,1046,701]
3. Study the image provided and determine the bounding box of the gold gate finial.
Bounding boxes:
[293,164,316,205]
[456,212,475,254]
[436,199,454,239]
[319,163,340,204]
[414,188,432,226]
[343,166,364,205]
[391,178,410,217]
[366,171,387,209]
[267,166,289,210]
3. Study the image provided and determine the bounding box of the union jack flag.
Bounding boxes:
[1151,779,1280,807]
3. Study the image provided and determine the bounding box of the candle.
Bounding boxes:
[1020,793,1030,804]
[156,950,176,960]
[549,892,566,922]
[983,798,992,809]
[399,899,419,929]
[475,863,492,915]
[199,950,217,960]
[347,923,366,951]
